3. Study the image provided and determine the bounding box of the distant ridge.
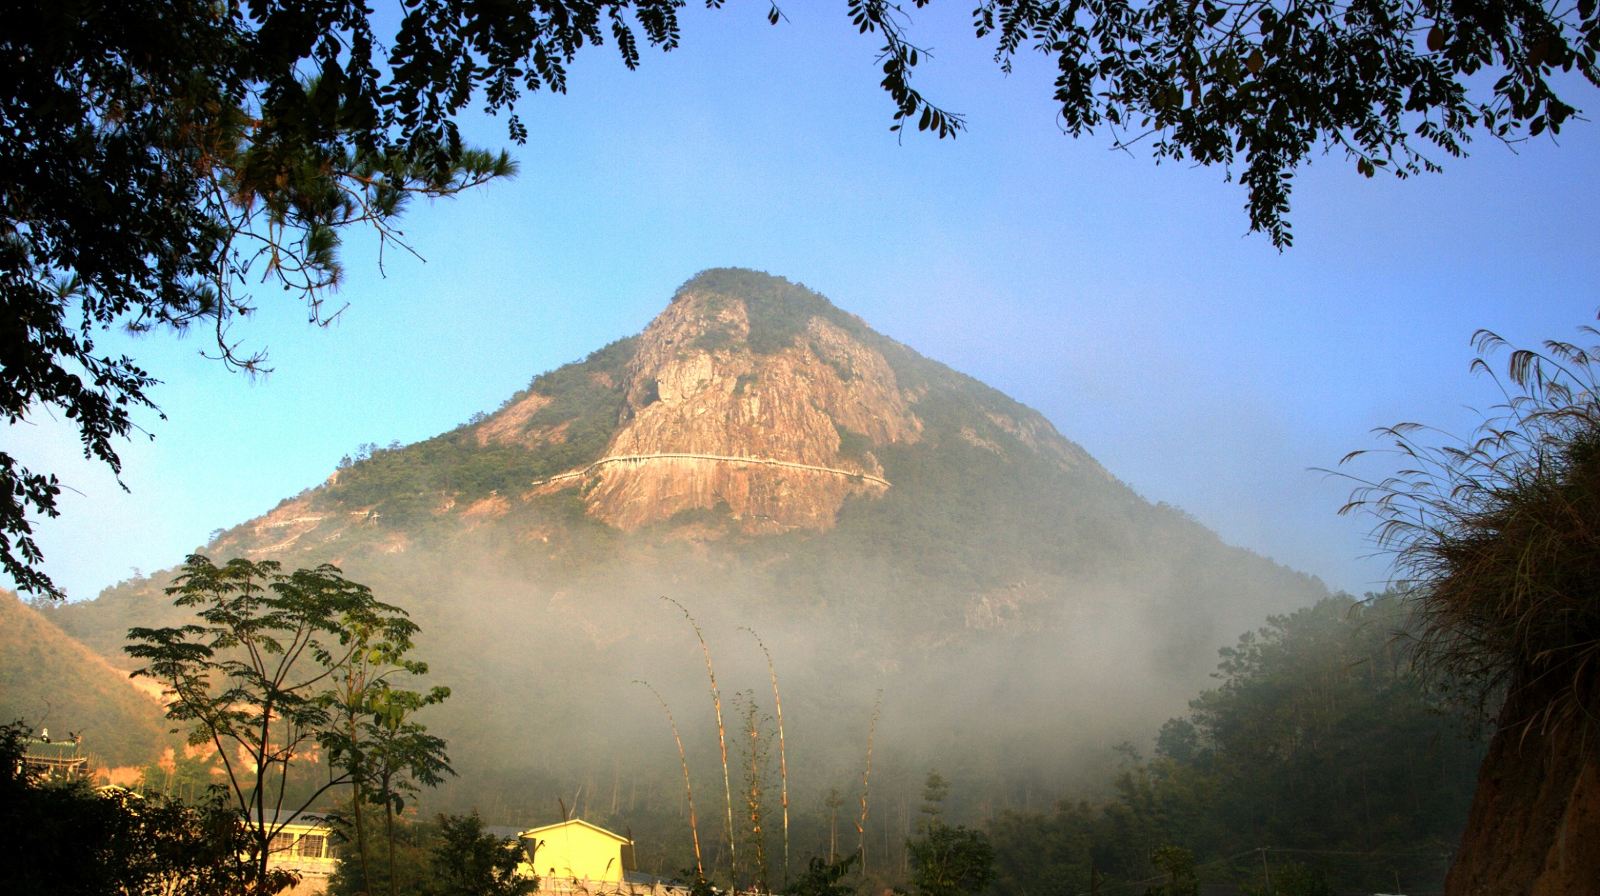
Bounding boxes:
[0,591,167,768]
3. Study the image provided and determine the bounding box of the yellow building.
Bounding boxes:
[266,817,337,879]
[519,818,636,887]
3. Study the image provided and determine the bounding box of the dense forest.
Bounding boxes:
[986,593,1482,895]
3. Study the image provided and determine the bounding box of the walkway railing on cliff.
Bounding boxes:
[528,453,891,490]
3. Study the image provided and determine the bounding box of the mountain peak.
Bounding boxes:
[313,269,1096,541]
[669,267,866,357]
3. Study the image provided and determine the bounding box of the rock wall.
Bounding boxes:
[581,289,920,532]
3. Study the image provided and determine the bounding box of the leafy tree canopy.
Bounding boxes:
[424,812,536,896]
[906,823,998,896]
[6,0,1596,596]
[124,555,448,890]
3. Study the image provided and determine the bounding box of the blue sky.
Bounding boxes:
[9,5,1600,601]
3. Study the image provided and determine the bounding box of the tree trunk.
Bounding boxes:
[384,790,398,896]
[1444,686,1600,895]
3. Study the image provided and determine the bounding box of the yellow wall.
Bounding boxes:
[521,820,631,884]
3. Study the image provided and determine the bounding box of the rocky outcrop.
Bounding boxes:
[475,392,552,445]
[576,287,922,532]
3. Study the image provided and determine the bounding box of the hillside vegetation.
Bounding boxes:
[0,592,167,766]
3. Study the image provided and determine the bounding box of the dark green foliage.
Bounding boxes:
[425,812,535,896]
[919,771,950,830]
[986,594,1483,895]
[970,0,1599,247]
[906,824,997,896]
[900,772,995,896]
[785,853,860,896]
[521,337,639,431]
[0,724,283,896]
[324,607,454,896]
[834,425,874,465]
[329,439,551,524]
[686,870,721,896]
[1143,846,1197,896]
[680,268,871,356]
[326,811,438,896]
[139,751,218,804]
[1240,862,1333,896]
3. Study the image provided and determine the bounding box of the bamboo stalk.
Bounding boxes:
[857,690,882,874]
[635,680,703,879]
[740,691,770,894]
[663,596,737,882]
[742,626,789,885]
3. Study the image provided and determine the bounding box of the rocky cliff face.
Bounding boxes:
[570,285,921,532]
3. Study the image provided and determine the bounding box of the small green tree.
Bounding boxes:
[824,787,845,863]
[906,826,996,896]
[1241,862,1333,896]
[919,771,950,832]
[1143,846,1197,896]
[125,555,446,892]
[737,690,775,893]
[322,612,452,896]
[785,853,860,896]
[326,810,437,896]
[425,813,535,896]
[367,686,454,896]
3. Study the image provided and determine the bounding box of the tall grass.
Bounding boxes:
[1340,326,1600,739]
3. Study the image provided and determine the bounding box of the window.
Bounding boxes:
[297,833,328,858]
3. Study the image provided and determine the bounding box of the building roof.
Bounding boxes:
[481,824,526,841]
[248,809,332,828]
[518,818,631,844]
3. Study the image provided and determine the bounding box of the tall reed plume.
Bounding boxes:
[663,596,737,881]
[736,690,773,893]
[742,626,789,885]
[635,679,703,879]
[857,690,881,873]
[1339,327,1600,738]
